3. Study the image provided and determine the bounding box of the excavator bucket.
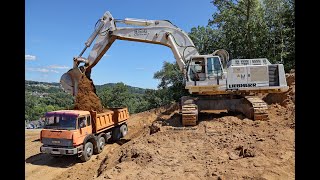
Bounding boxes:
[60,67,83,96]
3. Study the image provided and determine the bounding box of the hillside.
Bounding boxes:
[25,80,147,95]
[25,80,149,122]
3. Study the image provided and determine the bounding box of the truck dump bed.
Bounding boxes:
[91,108,129,133]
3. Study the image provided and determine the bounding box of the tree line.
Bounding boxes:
[189,0,294,71]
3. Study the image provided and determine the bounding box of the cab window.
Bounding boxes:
[87,116,91,126]
[78,116,87,128]
[189,59,206,81]
[207,57,222,75]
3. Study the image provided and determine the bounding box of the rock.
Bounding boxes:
[104,174,113,179]
[217,175,225,180]
[235,145,244,156]
[243,149,255,157]
[149,123,161,135]
[228,152,240,160]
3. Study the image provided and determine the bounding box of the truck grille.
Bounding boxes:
[42,138,72,147]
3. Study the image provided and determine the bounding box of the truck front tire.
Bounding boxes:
[80,142,93,162]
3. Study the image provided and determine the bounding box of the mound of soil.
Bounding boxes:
[73,75,104,113]
[263,72,295,106]
[96,110,294,180]
[25,97,294,180]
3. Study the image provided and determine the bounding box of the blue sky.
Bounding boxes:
[25,0,216,89]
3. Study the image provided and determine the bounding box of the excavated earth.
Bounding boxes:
[25,73,295,180]
[73,75,104,113]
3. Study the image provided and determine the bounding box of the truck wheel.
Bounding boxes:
[80,142,93,162]
[94,135,105,154]
[120,124,128,137]
[112,126,121,142]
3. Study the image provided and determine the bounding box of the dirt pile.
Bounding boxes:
[262,72,295,128]
[73,75,104,113]
[95,108,294,180]
[25,97,294,180]
[263,72,295,106]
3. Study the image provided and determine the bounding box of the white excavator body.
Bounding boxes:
[60,11,289,126]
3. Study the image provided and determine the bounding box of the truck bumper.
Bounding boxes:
[40,145,83,155]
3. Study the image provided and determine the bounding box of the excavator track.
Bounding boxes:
[181,104,198,126]
[244,96,269,120]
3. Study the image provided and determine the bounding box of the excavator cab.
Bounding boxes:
[186,54,228,94]
[188,55,224,82]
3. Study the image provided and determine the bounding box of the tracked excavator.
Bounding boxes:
[60,11,289,126]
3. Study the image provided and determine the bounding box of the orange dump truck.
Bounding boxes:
[40,108,129,161]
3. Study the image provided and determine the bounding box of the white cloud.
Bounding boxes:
[47,65,70,69]
[26,67,49,73]
[50,70,59,73]
[103,54,110,58]
[26,68,58,73]
[135,67,145,70]
[25,54,36,61]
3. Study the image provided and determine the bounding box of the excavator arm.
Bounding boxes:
[61,11,199,96]
[59,11,289,125]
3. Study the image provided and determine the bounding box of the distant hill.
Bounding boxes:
[95,83,147,94]
[25,80,147,95]
[25,80,60,87]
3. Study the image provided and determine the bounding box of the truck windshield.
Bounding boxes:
[44,115,77,130]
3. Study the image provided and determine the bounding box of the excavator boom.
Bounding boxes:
[60,11,289,126]
[60,11,199,96]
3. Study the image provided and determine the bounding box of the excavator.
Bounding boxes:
[60,11,289,126]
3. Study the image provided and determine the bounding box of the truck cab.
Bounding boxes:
[40,109,129,161]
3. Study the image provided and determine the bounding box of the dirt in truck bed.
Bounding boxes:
[73,75,104,113]
[25,73,295,180]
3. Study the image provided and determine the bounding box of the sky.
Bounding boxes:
[25,0,216,89]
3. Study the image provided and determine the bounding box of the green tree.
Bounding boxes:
[96,82,149,114]
[153,61,188,102]
[262,0,295,70]
[25,92,38,120]
[188,26,223,55]
[108,83,130,108]
[142,89,167,109]
[25,81,74,121]
[96,86,112,108]
[209,0,269,59]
